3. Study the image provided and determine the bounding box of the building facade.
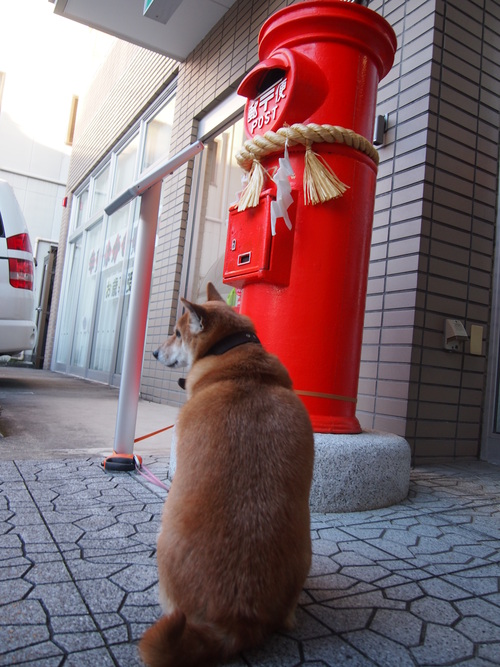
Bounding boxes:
[0,0,115,363]
[46,0,500,465]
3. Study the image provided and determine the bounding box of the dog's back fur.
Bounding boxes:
[140,284,314,667]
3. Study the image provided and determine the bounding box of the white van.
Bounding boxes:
[0,180,36,356]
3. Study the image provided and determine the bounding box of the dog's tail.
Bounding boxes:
[138,609,231,667]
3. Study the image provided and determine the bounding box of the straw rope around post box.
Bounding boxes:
[235,123,379,211]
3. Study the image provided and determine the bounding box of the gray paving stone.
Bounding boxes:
[307,604,372,633]
[27,581,89,616]
[53,630,106,652]
[478,641,500,664]
[444,571,500,596]
[101,623,130,644]
[311,537,339,557]
[383,581,422,601]
[419,576,472,600]
[0,577,33,604]
[50,614,98,633]
[410,596,460,625]
[345,629,416,667]
[325,589,406,611]
[63,647,117,666]
[456,616,500,642]
[66,559,124,581]
[121,602,162,624]
[0,623,50,652]
[76,578,126,613]
[240,634,303,667]
[0,598,47,625]
[303,634,376,665]
[282,607,329,641]
[306,571,359,592]
[370,608,423,646]
[125,586,160,606]
[337,564,392,583]
[0,642,63,667]
[24,560,72,584]
[410,623,474,665]
[455,597,500,625]
[0,558,31,580]
[1,458,500,666]
[110,562,159,592]
[364,538,415,559]
[109,643,145,667]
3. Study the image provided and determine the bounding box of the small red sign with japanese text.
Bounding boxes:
[246,77,288,137]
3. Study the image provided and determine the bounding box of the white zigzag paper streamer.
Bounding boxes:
[270,144,295,236]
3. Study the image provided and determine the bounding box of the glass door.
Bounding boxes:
[88,205,132,381]
[53,235,83,370]
[481,167,500,464]
[68,221,104,373]
[185,116,245,304]
[113,207,140,381]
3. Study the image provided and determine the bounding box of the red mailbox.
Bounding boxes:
[223,0,397,433]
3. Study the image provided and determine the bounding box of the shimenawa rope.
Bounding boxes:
[235,123,379,210]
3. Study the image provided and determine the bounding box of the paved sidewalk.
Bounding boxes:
[1,456,500,666]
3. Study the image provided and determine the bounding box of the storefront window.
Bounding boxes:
[89,206,131,373]
[74,188,89,229]
[113,135,139,196]
[90,164,110,216]
[55,201,140,379]
[54,84,176,384]
[142,97,175,171]
[55,236,83,364]
[70,222,103,368]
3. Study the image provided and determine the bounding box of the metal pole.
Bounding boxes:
[101,141,204,472]
[112,182,161,458]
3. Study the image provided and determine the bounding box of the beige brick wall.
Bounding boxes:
[358,0,500,463]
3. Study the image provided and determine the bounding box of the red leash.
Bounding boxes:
[134,424,174,443]
[133,424,174,492]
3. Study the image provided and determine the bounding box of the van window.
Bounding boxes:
[0,212,4,237]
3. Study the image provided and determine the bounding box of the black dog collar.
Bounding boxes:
[178,331,260,390]
[204,330,260,357]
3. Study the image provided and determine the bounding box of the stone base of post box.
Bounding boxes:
[310,431,411,513]
[167,428,411,513]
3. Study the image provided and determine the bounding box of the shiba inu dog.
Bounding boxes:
[140,283,314,667]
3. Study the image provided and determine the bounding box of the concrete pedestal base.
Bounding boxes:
[168,428,411,514]
[310,430,411,513]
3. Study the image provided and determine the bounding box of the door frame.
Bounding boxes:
[481,162,500,464]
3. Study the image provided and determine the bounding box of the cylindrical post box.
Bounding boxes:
[223,0,397,433]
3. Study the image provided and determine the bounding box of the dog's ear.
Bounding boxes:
[181,298,205,334]
[206,282,224,303]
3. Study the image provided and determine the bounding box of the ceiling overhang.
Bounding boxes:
[50,0,238,61]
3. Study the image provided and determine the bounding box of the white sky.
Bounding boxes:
[0,0,115,151]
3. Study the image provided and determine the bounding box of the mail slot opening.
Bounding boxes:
[257,68,286,95]
[238,252,252,266]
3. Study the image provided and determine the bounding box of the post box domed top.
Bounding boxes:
[257,0,397,81]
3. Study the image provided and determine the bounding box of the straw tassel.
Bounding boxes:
[237,159,266,211]
[303,143,349,205]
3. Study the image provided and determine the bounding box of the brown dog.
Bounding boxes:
[140,283,314,667]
